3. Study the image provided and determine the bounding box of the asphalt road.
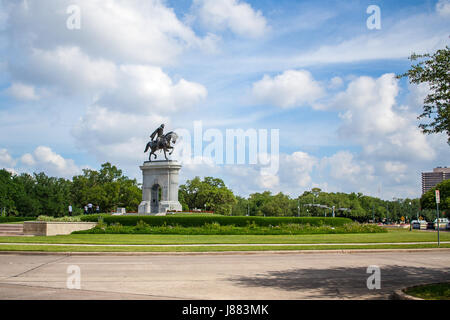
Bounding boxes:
[0,250,449,300]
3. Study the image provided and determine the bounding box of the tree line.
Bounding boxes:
[0,163,141,217]
[0,164,447,222]
[179,177,447,222]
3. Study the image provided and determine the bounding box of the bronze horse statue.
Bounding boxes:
[144,131,178,161]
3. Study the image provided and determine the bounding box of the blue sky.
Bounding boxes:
[0,0,449,200]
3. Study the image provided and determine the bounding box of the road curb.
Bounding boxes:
[0,248,449,256]
[391,289,423,300]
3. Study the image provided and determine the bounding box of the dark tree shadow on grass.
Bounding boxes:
[230,265,450,299]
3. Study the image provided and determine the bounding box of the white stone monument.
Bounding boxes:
[138,160,182,215]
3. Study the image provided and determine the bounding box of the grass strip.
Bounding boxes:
[0,230,448,245]
[404,283,450,300]
[0,243,449,253]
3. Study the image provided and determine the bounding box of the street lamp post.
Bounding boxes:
[409,201,412,231]
[297,199,300,217]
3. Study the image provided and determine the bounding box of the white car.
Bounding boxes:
[411,220,427,230]
[434,218,449,230]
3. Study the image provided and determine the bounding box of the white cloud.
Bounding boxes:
[194,0,269,38]
[329,76,343,89]
[332,73,436,161]
[1,146,82,178]
[320,151,375,186]
[24,146,81,178]
[0,148,16,168]
[20,153,35,166]
[436,0,450,17]
[384,161,407,174]
[72,106,168,165]
[6,0,215,66]
[251,70,324,108]
[17,46,118,95]
[279,151,317,189]
[98,64,207,114]
[5,82,39,101]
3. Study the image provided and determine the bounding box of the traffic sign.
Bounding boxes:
[435,190,440,204]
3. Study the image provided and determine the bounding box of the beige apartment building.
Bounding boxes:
[421,167,450,194]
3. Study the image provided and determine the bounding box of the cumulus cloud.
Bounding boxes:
[0,148,16,168]
[13,46,118,95]
[6,0,215,66]
[5,82,39,101]
[98,65,207,114]
[72,106,168,165]
[328,76,343,89]
[193,0,269,38]
[0,146,82,178]
[20,153,35,166]
[20,146,82,178]
[251,70,324,108]
[333,73,435,161]
[320,151,375,186]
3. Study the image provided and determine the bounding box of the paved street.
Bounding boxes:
[0,251,449,300]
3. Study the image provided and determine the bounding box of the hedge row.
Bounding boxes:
[0,216,37,223]
[80,214,353,227]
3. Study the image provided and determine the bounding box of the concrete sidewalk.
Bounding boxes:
[0,251,449,299]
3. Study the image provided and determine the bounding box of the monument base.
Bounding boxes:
[138,200,182,215]
[138,160,182,215]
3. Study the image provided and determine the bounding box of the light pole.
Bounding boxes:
[436,190,440,247]
[297,199,300,217]
[409,201,412,231]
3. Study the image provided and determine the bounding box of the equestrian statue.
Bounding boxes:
[144,124,178,161]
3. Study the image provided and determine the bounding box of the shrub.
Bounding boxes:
[37,215,82,222]
[80,214,352,227]
[75,221,386,235]
[135,220,150,231]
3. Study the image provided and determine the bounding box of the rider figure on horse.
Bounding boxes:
[150,124,165,148]
[145,124,178,161]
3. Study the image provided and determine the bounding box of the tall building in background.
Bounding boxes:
[421,167,450,194]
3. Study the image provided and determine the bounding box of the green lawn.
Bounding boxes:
[0,243,449,253]
[0,229,449,245]
[405,283,450,300]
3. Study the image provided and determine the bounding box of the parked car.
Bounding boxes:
[434,218,449,230]
[411,220,427,230]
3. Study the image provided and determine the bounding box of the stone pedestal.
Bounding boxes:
[138,160,182,215]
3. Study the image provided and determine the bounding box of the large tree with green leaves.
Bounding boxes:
[71,162,141,212]
[420,179,449,215]
[398,46,450,143]
[179,176,236,214]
